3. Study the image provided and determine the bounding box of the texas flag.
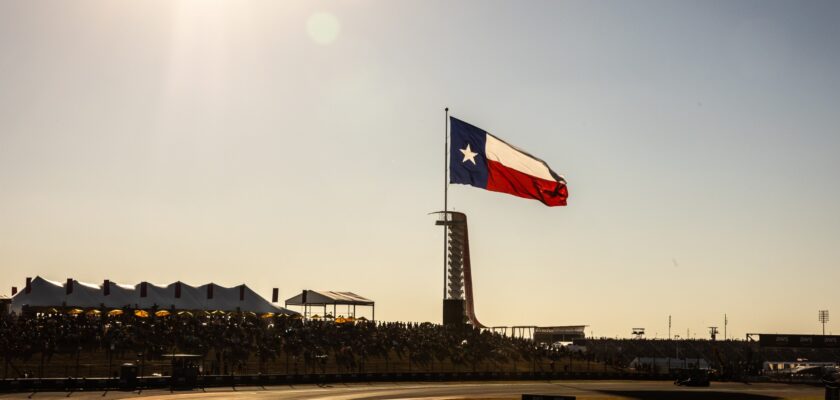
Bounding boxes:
[450,117,568,206]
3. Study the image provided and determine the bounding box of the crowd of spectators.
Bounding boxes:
[8,311,835,381]
[0,310,565,378]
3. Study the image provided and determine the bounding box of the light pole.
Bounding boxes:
[819,310,829,335]
[724,314,728,340]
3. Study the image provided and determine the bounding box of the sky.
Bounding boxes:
[1,0,839,339]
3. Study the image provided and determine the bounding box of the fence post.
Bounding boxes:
[75,347,81,377]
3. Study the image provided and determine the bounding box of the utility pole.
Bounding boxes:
[819,310,829,335]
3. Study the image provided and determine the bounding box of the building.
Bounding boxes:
[0,294,10,316]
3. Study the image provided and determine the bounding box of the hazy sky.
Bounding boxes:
[1,0,839,339]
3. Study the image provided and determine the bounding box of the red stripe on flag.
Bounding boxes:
[486,160,568,206]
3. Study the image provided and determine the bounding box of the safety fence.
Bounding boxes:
[0,371,676,393]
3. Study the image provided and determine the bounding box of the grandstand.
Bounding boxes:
[533,326,587,344]
[0,310,581,380]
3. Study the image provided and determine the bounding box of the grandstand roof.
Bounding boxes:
[11,276,297,315]
[535,325,588,333]
[285,290,374,306]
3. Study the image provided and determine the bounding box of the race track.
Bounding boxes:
[0,380,826,400]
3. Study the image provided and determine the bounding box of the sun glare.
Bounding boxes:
[306,12,341,45]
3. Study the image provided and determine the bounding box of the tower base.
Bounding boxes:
[443,299,466,325]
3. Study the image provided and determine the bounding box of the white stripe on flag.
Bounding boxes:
[485,133,556,181]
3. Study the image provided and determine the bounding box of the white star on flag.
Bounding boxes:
[460,144,478,165]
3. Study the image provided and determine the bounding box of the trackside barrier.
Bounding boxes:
[0,371,678,393]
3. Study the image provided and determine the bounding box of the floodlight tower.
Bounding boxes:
[632,328,645,339]
[724,314,728,340]
[819,310,829,335]
[708,326,719,341]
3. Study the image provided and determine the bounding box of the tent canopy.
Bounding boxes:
[284,290,374,306]
[11,276,298,315]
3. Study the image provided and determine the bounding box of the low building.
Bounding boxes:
[0,294,10,316]
[764,361,838,374]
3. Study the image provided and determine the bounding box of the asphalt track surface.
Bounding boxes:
[0,380,825,399]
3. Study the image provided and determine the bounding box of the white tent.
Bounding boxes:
[284,290,374,306]
[284,289,375,320]
[11,276,296,315]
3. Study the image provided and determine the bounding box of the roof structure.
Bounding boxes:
[534,325,588,333]
[11,276,297,315]
[284,290,374,306]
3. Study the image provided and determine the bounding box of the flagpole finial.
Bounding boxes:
[445,107,449,112]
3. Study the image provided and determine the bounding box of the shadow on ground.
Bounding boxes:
[592,390,780,400]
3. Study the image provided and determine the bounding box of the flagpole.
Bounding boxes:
[444,107,449,301]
